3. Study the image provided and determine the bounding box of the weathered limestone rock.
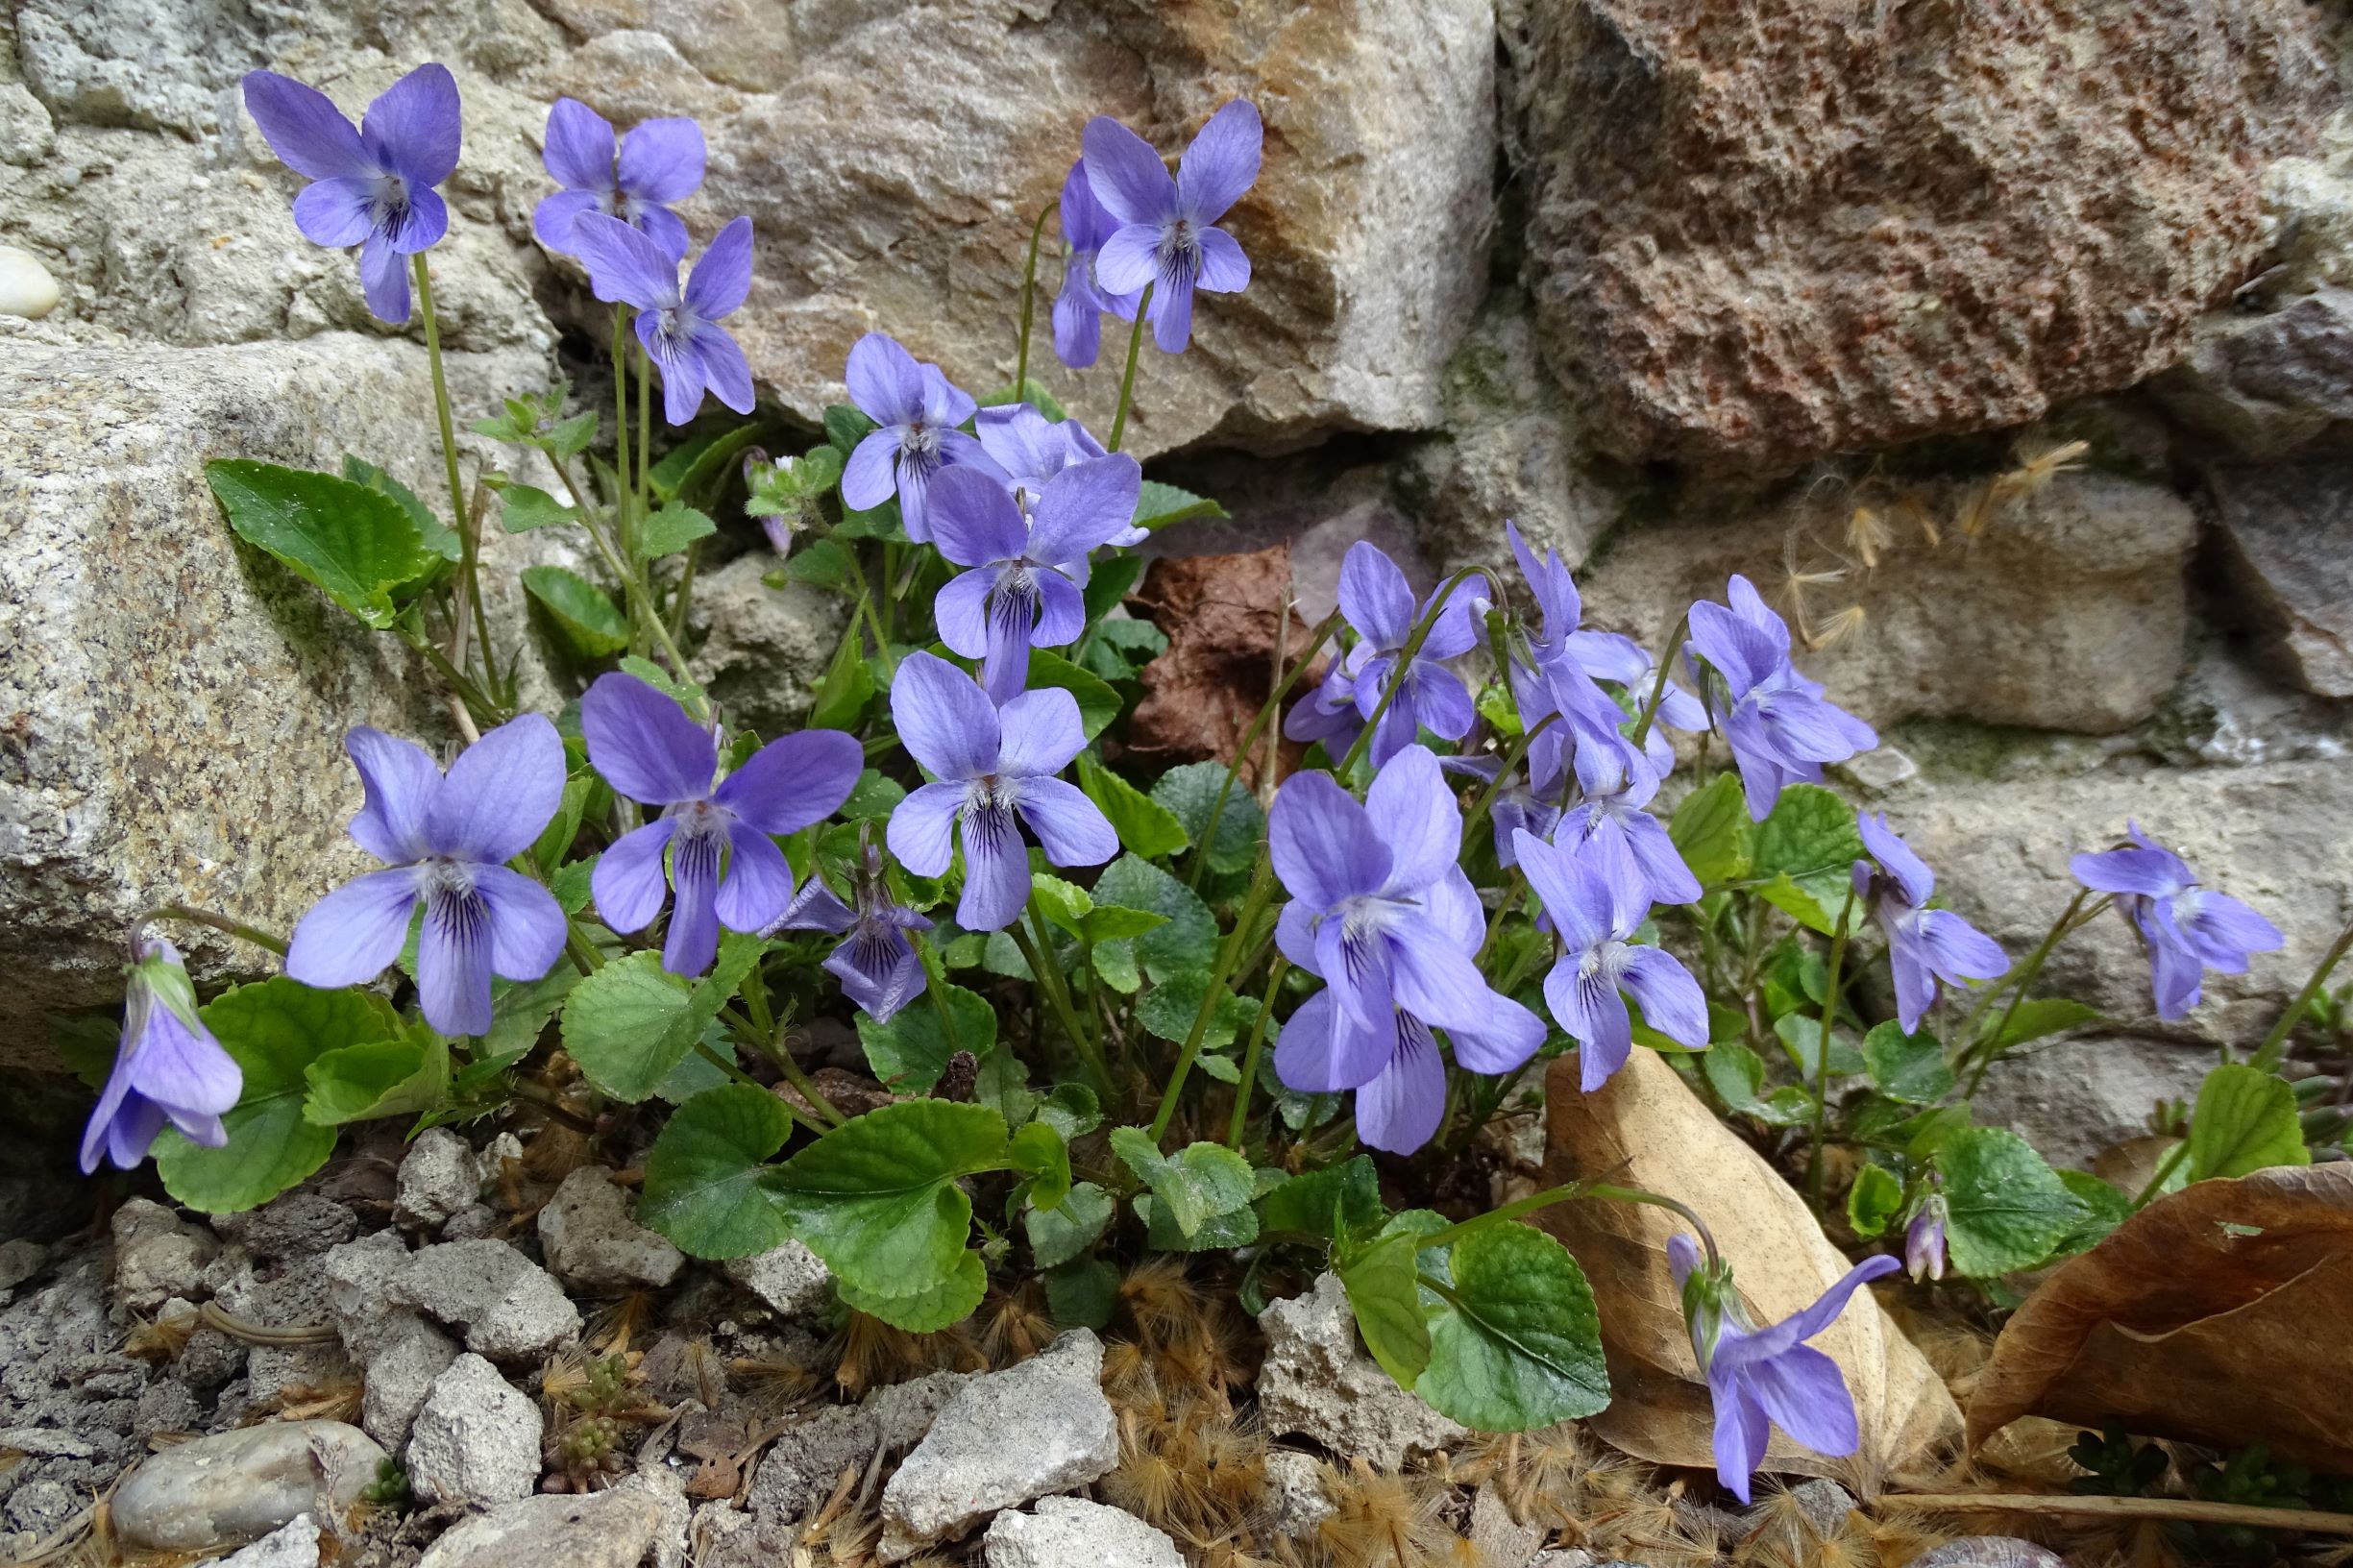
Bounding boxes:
[109,1198,216,1315]
[748,1368,970,1526]
[406,1353,543,1509]
[1258,1450,1336,1540]
[1504,0,2334,471]
[397,1129,489,1231]
[983,1497,1186,1568]
[685,553,844,739]
[110,1420,384,1552]
[2153,290,2353,457]
[723,1237,833,1320]
[2208,459,2353,698]
[386,1239,582,1362]
[879,1332,1119,1558]
[417,1486,672,1568]
[1255,1273,1469,1470]
[1576,470,2196,733]
[0,334,561,1061]
[537,1166,685,1292]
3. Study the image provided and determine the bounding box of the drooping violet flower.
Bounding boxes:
[2071,823,2283,1019]
[1440,749,1566,870]
[286,717,568,1037]
[532,97,704,260]
[929,454,1141,702]
[1052,157,1141,369]
[1904,1196,1949,1284]
[242,63,461,324]
[1282,646,1368,763]
[770,839,933,1022]
[1337,542,1483,768]
[840,333,1001,544]
[1555,739,1702,907]
[1669,1234,1900,1504]
[1514,827,1707,1090]
[79,935,242,1174]
[1271,747,1544,1152]
[1852,812,2008,1032]
[1685,575,1876,821]
[885,652,1117,932]
[583,673,860,977]
[1083,100,1261,353]
[569,212,755,427]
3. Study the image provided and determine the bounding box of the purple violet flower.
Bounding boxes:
[1439,749,1566,870]
[771,840,933,1022]
[569,212,756,427]
[1282,647,1368,763]
[533,98,704,260]
[1334,542,1482,768]
[241,63,461,324]
[1670,1234,1900,1504]
[79,935,242,1175]
[1082,100,1262,354]
[1852,812,2008,1032]
[929,453,1141,702]
[1555,739,1703,907]
[974,402,1146,546]
[1684,575,1876,822]
[1052,158,1141,369]
[1513,827,1708,1090]
[1904,1197,1949,1284]
[884,652,1117,932]
[583,673,860,977]
[840,333,1000,544]
[285,716,568,1038]
[2071,823,2283,1020]
[1269,747,1544,1151]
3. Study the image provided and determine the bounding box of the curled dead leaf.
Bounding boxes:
[1126,544,1322,785]
[1535,1049,1961,1494]
[1967,1162,2353,1471]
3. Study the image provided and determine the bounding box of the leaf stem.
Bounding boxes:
[549,456,694,676]
[1150,849,1279,1143]
[1107,283,1153,453]
[2250,915,2353,1073]
[1011,914,1112,1104]
[1805,887,1856,1211]
[1187,608,1343,890]
[411,255,497,689]
[1015,201,1056,399]
[1226,954,1290,1148]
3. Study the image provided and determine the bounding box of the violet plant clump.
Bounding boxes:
[94,61,2348,1518]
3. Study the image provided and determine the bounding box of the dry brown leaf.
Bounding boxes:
[1967,1163,2353,1471]
[1126,544,1321,785]
[1535,1049,1961,1494]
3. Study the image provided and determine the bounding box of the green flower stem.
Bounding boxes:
[1010,913,1112,1102]
[1414,1180,1720,1266]
[139,905,287,958]
[564,925,604,975]
[1473,869,1528,969]
[1186,608,1344,890]
[878,541,900,645]
[609,307,634,562]
[1015,200,1056,398]
[1107,283,1154,453]
[1627,612,1690,750]
[1458,712,1559,858]
[548,456,695,677]
[911,931,965,1055]
[635,344,653,546]
[1225,954,1290,1148]
[2131,1139,2192,1209]
[765,1035,847,1127]
[1335,567,1497,780]
[1805,887,1857,1211]
[669,539,700,646]
[396,624,503,724]
[411,256,497,689]
[2251,916,2353,1073]
[1149,850,1281,1143]
[1958,891,2110,1097]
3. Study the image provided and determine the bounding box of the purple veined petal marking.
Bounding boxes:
[573,212,757,428]
[1080,101,1260,353]
[242,63,461,324]
[1517,828,1706,1090]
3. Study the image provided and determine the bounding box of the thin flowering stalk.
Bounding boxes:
[1009,914,1113,1102]
[1335,566,1496,778]
[1015,200,1055,397]
[2251,916,2353,1073]
[411,257,494,687]
[1805,886,1856,1211]
[1226,954,1290,1148]
[1411,1179,1718,1259]
[548,453,693,676]
[1958,891,2112,1095]
[1185,608,1343,890]
[1107,282,1153,452]
[611,307,634,559]
[142,904,287,958]
[1627,612,1689,750]
[1150,852,1280,1142]
[1458,712,1560,860]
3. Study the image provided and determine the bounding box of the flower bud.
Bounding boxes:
[1905,1196,1949,1283]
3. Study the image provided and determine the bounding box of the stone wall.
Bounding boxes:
[4,0,2351,1154]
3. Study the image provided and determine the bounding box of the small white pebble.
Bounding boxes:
[0,245,61,319]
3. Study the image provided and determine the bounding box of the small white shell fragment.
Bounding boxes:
[0,245,61,319]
